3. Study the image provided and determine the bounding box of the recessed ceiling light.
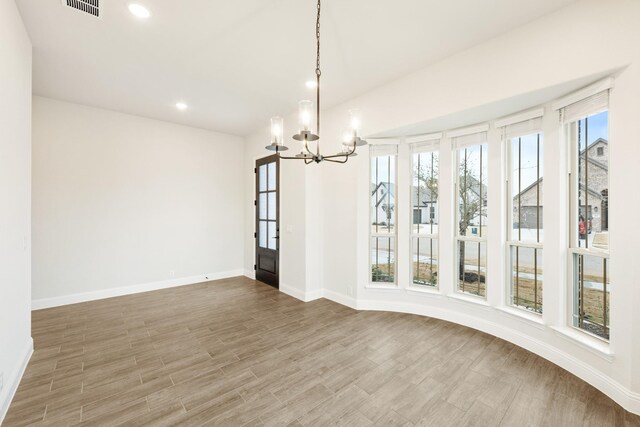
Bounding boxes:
[128,4,151,19]
[305,80,317,89]
[176,102,188,111]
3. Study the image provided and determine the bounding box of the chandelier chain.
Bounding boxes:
[315,0,321,156]
[315,0,321,77]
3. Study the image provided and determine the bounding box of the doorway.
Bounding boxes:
[255,155,279,288]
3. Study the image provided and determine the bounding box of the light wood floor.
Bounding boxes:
[4,276,639,426]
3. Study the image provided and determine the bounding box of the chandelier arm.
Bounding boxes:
[346,144,357,155]
[323,144,357,159]
[324,156,349,164]
[323,154,350,160]
[304,140,316,158]
[277,153,309,160]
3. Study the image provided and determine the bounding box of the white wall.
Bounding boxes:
[244,0,640,414]
[32,97,245,306]
[0,0,32,421]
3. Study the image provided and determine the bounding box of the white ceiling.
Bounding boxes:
[17,0,576,136]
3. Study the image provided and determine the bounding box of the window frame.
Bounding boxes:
[369,146,398,285]
[454,138,488,299]
[505,131,544,314]
[566,108,611,342]
[410,141,440,288]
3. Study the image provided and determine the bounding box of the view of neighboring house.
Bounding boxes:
[514,138,609,232]
[412,185,438,225]
[371,182,395,226]
[409,173,488,235]
[514,179,544,229]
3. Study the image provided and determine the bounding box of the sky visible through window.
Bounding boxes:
[578,110,608,150]
[458,145,487,192]
[510,133,543,196]
[371,157,391,185]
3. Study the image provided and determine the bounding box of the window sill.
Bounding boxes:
[365,283,400,292]
[550,326,614,362]
[495,306,545,330]
[446,293,492,310]
[406,285,442,297]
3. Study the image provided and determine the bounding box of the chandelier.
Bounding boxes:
[265,0,367,163]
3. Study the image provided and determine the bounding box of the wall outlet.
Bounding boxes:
[169,270,175,278]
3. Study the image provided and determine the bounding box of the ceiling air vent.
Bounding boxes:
[62,0,101,18]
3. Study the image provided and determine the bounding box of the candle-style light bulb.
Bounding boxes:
[342,131,353,144]
[270,116,284,145]
[349,109,361,136]
[298,100,313,133]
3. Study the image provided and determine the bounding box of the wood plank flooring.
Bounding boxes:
[4,276,639,426]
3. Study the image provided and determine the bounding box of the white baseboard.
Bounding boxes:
[279,284,304,300]
[32,270,244,310]
[244,270,256,280]
[306,289,324,301]
[280,284,323,302]
[0,338,33,425]
[322,289,357,309]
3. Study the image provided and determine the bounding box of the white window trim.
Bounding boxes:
[550,326,614,361]
[565,107,611,343]
[410,144,440,289]
[406,132,442,145]
[447,124,489,139]
[504,130,544,316]
[365,283,402,292]
[495,107,545,129]
[447,292,492,309]
[495,305,546,329]
[406,284,443,296]
[369,148,398,286]
[506,241,543,249]
[454,140,489,300]
[552,77,614,111]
